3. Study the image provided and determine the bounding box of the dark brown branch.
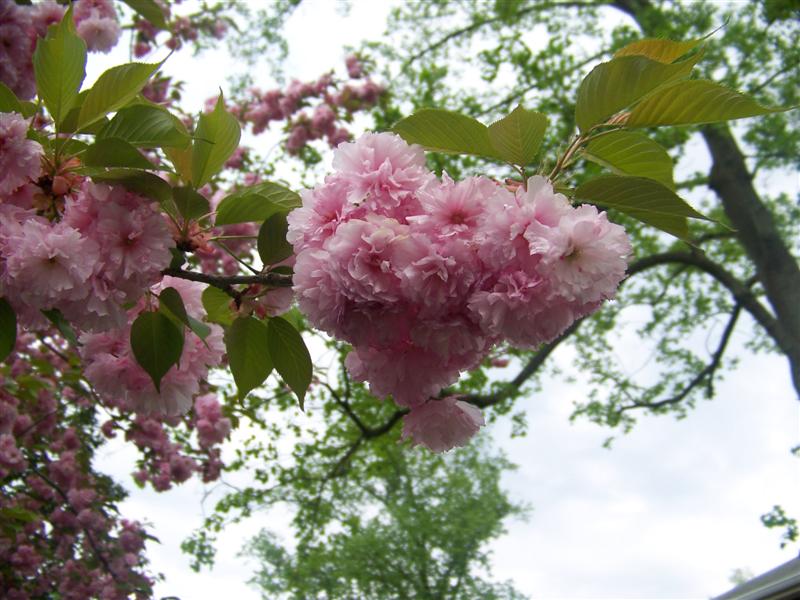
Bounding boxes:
[618,303,742,414]
[162,267,293,298]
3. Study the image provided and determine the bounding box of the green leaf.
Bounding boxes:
[120,0,168,30]
[267,316,312,409]
[173,187,211,221]
[0,82,23,114]
[78,61,163,130]
[614,37,702,63]
[191,93,241,187]
[0,299,16,362]
[575,175,710,240]
[487,105,548,166]
[582,131,674,189]
[130,311,184,392]
[83,138,154,169]
[159,287,211,341]
[258,213,293,266]
[225,316,273,401]
[41,308,79,347]
[85,168,172,204]
[575,53,702,132]
[215,182,301,225]
[165,144,193,184]
[52,138,89,158]
[98,104,191,147]
[393,109,502,160]
[626,80,794,128]
[33,6,87,126]
[202,286,235,326]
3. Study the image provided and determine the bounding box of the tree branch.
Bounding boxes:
[402,2,598,69]
[162,267,293,298]
[618,303,742,414]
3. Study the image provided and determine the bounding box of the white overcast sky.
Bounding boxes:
[90,1,800,598]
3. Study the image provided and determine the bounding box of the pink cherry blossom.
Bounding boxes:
[0,112,42,196]
[401,397,485,452]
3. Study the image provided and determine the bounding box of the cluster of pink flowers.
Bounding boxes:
[80,277,225,417]
[239,55,384,155]
[0,0,122,101]
[0,339,153,598]
[73,0,121,53]
[289,132,631,452]
[133,3,228,57]
[0,173,174,332]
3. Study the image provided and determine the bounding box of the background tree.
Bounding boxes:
[246,436,526,600]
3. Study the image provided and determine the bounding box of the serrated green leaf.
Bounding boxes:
[165,144,193,184]
[52,138,89,158]
[226,316,273,401]
[159,287,211,341]
[173,187,210,221]
[201,286,235,326]
[191,93,241,187]
[258,213,293,266]
[575,52,702,132]
[41,308,78,347]
[130,311,184,392]
[33,6,87,126]
[98,104,191,147]
[0,82,23,114]
[0,299,16,362]
[583,131,674,189]
[121,0,168,30]
[78,61,163,130]
[487,105,548,166]
[626,80,794,128]
[267,316,312,409]
[393,109,503,160]
[84,167,172,204]
[83,138,154,169]
[575,175,710,240]
[215,182,301,225]
[614,37,702,63]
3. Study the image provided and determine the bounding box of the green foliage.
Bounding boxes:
[613,37,703,63]
[215,182,301,225]
[0,299,16,363]
[393,109,504,161]
[83,138,155,170]
[626,80,792,127]
[246,439,527,600]
[130,311,184,392]
[761,505,799,549]
[575,52,702,132]
[266,317,312,409]
[84,168,173,204]
[98,104,191,148]
[257,213,293,266]
[225,316,273,400]
[201,287,235,326]
[582,130,675,189]
[191,93,241,187]
[32,6,86,127]
[487,105,548,166]
[78,61,163,130]
[158,287,211,341]
[0,82,23,114]
[120,0,168,30]
[172,187,211,221]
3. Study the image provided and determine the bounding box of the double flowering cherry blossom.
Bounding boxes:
[290,132,632,452]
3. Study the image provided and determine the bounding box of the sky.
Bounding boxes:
[90,1,800,598]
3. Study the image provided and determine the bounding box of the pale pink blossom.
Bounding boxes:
[401,397,485,452]
[74,0,120,53]
[0,112,42,196]
[0,0,36,100]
